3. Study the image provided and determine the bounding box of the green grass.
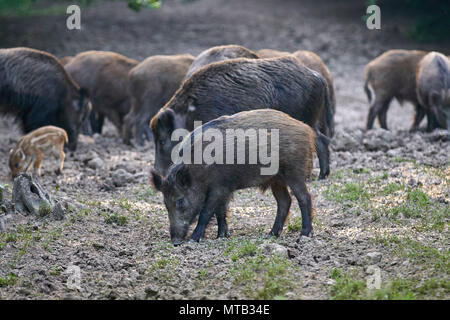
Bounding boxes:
[374,235,449,274]
[329,268,366,300]
[324,182,371,205]
[0,273,18,287]
[224,238,297,299]
[329,268,449,299]
[287,216,302,233]
[104,212,129,226]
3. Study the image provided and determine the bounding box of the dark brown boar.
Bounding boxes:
[185,45,259,79]
[150,109,316,245]
[122,54,194,146]
[0,47,91,151]
[257,48,336,137]
[416,51,450,131]
[150,56,332,179]
[64,50,138,135]
[364,49,427,131]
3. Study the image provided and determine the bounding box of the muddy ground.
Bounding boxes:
[0,0,449,300]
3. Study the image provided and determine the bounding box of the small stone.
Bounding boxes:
[87,157,105,170]
[366,252,382,264]
[260,241,289,258]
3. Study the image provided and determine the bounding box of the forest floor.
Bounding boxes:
[0,0,449,299]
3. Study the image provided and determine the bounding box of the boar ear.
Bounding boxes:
[157,108,175,133]
[9,149,13,155]
[175,165,191,189]
[150,169,164,192]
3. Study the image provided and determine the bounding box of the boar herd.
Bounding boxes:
[1,45,449,245]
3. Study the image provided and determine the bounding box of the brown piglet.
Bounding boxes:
[9,126,68,178]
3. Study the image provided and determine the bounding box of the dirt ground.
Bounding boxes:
[0,0,449,300]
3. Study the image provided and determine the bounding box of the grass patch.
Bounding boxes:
[329,268,449,299]
[0,273,18,287]
[374,235,449,274]
[104,212,129,226]
[225,238,297,299]
[324,182,371,204]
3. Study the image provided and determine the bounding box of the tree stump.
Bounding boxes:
[12,173,54,217]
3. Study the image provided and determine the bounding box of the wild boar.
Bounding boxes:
[122,54,194,146]
[64,50,138,135]
[364,49,427,131]
[150,56,332,179]
[0,47,91,151]
[257,48,336,137]
[150,109,316,244]
[184,45,259,79]
[416,51,450,131]
[9,126,68,178]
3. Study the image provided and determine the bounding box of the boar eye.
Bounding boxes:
[175,198,185,209]
[15,163,19,168]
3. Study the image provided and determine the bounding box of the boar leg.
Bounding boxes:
[33,150,43,176]
[57,147,65,175]
[190,193,231,242]
[315,130,330,179]
[216,204,230,239]
[410,104,426,132]
[367,99,390,130]
[268,182,292,237]
[136,124,146,147]
[286,179,313,237]
[377,103,390,130]
[145,126,153,142]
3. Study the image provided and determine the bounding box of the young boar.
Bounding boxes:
[150,109,316,245]
[64,51,138,135]
[184,45,259,80]
[0,47,91,151]
[416,52,450,131]
[9,126,68,178]
[364,49,427,131]
[150,56,332,180]
[122,54,194,146]
[257,49,336,137]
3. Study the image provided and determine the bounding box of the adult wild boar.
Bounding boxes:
[64,50,138,135]
[364,49,427,131]
[184,44,259,79]
[151,109,316,244]
[150,56,332,179]
[122,54,194,146]
[257,48,336,137]
[416,51,450,131]
[0,47,91,151]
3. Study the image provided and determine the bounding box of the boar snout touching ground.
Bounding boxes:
[9,126,68,178]
[150,109,315,245]
[416,52,450,131]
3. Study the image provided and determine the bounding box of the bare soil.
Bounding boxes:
[0,0,449,300]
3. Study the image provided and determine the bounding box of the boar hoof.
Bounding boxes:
[299,229,314,238]
[55,169,62,176]
[172,240,185,246]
